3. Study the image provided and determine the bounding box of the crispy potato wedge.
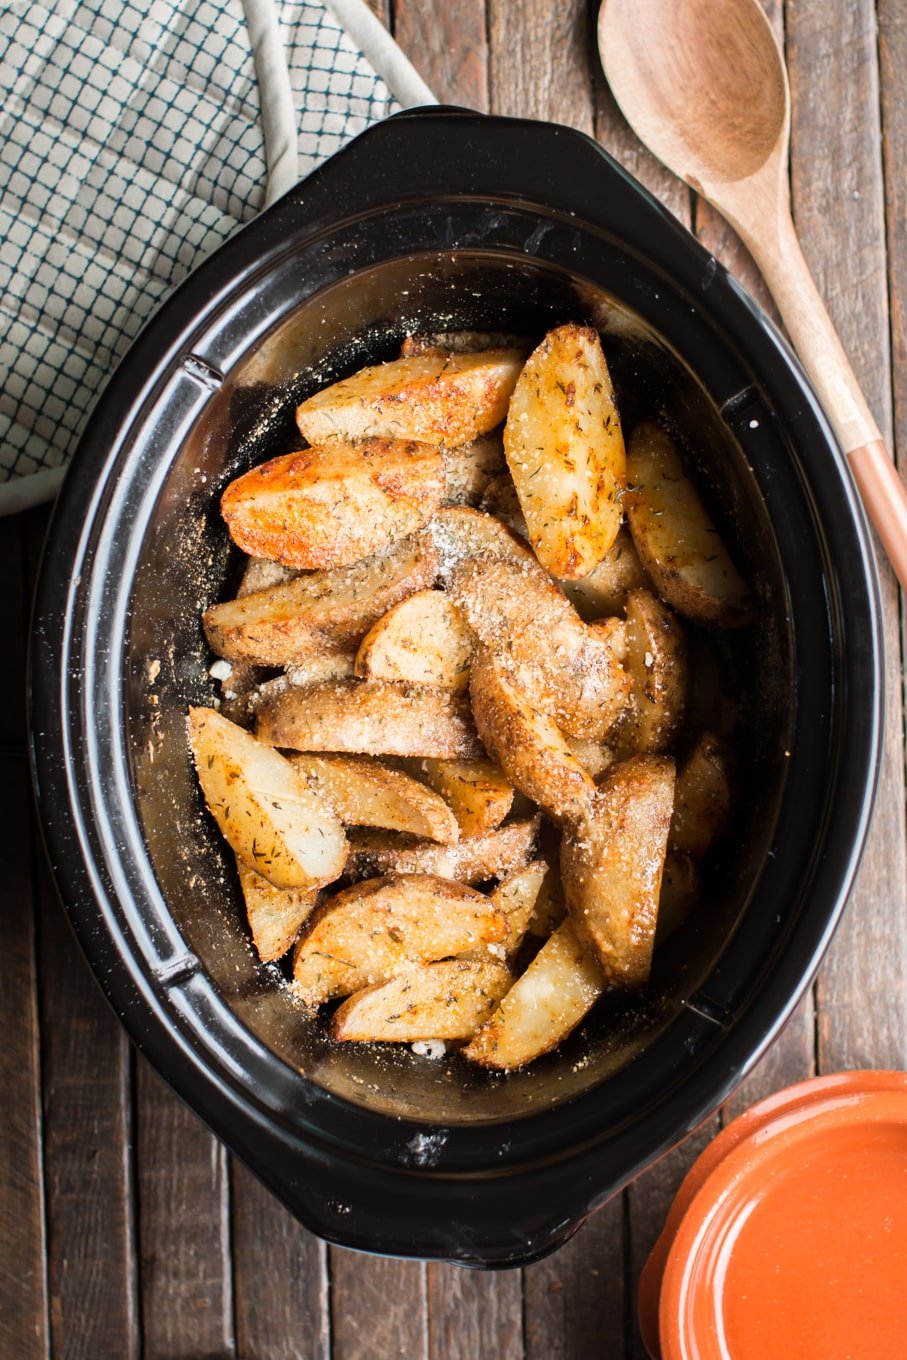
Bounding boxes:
[291,874,505,1005]
[238,556,297,597]
[561,754,675,986]
[560,526,649,618]
[333,958,513,1042]
[429,506,536,582]
[527,863,567,938]
[257,679,482,759]
[224,651,357,727]
[354,590,473,692]
[563,735,615,780]
[290,754,459,844]
[469,645,596,823]
[416,756,514,836]
[442,434,506,506]
[655,851,701,946]
[670,733,732,859]
[235,859,319,962]
[221,440,445,571]
[625,422,752,626]
[610,589,689,756]
[463,919,604,1069]
[453,559,630,741]
[490,859,548,958]
[187,707,347,890]
[401,331,530,357]
[504,324,626,578]
[296,350,524,447]
[346,816,540,884]
[203,532,437,666]
[479,473,529,538]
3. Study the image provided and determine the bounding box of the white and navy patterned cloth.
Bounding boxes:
[0,0,434,509]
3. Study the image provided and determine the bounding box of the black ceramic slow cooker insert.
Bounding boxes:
[30,109,881,1266]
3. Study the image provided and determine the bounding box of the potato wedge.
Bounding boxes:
[609,589,689,756]
[354,590,473,692]
[490,859,548,957]
[237,556,297,597]
[296,350,524,447]
[469,645,596,823]
[479,473,529,538]
[527,864,567,938]
[670,733,731,858]
[346,816,540,884]
[560,525,649,618]
[257,679,482,759]
[655,851,701,946]
[401,331,530,357]
[442,434,506,506]
[561,755,675,986]
[451,557,630,740]
[291,874,505,1005]
[221,440,445,571]
[625,422,752,626]
[235,860,319,962]
[187,707,347,890]
[224,651,357,727]
[463,919,604,1069]
[504,324,626,578]
[562,735,615,780]
[429,506,536,582]
[416,756,514,836]
[333,958,513,1042]
[290,754,459,844]
[203,532,437,667]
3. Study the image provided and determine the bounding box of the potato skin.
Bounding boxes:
[345,816,540,885]
[333,958,513,1042]
[296,350,525,447]
[561,754,675,986]
[504,323,626,578]
[221,440,445,570]
[609,589,689,756]
[669,732,732,858]
[625,422,752,627]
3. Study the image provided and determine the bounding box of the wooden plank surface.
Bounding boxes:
[3,6,907,1358]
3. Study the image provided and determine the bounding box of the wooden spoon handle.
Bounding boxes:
[744,209,907,588]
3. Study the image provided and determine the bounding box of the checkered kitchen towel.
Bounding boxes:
[0,0,435,513]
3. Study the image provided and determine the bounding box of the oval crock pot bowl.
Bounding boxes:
[29,108,881,1267]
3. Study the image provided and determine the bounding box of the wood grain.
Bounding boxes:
[788,0,907,1073]
[427,1263,522,1360]
[231,1158,330,1360]
[523,1199,623,1360]
[394,1,487,110]
[0,516,48,1360]
[488,0,594,130]
[136,1062,235,1359]
[330,1251,427,1360]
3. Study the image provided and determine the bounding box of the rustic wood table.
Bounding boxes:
[3,2,906,1356]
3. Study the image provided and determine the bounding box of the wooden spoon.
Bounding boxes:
[598,0,907,589]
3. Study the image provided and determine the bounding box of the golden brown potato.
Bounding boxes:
[479,473,529,538]
[296,350,524,447]
[220,440,444,570]
[203,531,437,667]
[290,754,459,844]
[354,590,473,692]
[235,860,319,962]
[490,859,548,958]
[257,679,482,759]
[527,864,567,938]
[441,434,505,506]
[429,506,536,582]
[187,707,347,890]
[345,816,540,884]
[463,919,604,1069]
[669,733,732,858]
[222,651,357,727]
[400,330,530,357]
[609,589,689,756]
[237,556,296,597]
[469,645,596,823]
[562,735,615,780]
[560,525,649,618]
[452,558,630,740]
[333,957,513,1042]
[561,755,675,986]
[655,851,701,945]
[291,874,506,1005]
[625,422,752,627]
[504,324,626,578]
[416,756,514,836]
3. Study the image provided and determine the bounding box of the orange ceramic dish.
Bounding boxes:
[640,1071,907,1360]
